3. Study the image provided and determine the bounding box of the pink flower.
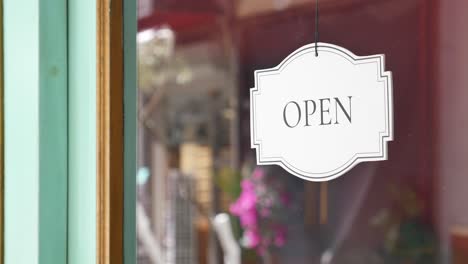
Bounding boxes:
[239,208,257,228]
[229,202,241,215]
[241,179,255,191]
[230,182,258,228]
[245,229,261,248]
[274,225,287,247]
[230,169,292,254]
[230,187,256,213]
[238,189,256,211]
[252,168,265,180]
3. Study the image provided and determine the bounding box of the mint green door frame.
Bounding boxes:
[68,0,97,262]
[4,0,68,263]
[3,0,136,263]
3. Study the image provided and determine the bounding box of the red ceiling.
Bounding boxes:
[138,11,218,32]
[151,0,225,13]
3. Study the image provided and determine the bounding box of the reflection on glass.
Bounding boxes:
[135,1,468,263]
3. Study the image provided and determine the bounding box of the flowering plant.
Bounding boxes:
[229,167,294,256]
[371,184,436,264]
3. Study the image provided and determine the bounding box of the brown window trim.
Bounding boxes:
[96,0,124,263]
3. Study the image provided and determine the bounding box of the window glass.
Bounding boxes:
[136,1,468,263]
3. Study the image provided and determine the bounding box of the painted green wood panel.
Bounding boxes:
[67,0,96,263]
[123,0,137,263]
[68,0,138,262]
[4,0,39,262]
[4,0,68,263]
[38,0,68,263]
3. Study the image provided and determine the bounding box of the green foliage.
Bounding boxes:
[214,167,242,239]
[215,167,242,201]
[371,184,437,264]
[392,221,436,263]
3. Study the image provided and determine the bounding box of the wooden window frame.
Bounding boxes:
[96,0,124,262]
[96,0,136,263]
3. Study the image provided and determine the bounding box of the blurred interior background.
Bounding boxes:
[135,0,468,263]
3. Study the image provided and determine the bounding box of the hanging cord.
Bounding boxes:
[315,0,319,56]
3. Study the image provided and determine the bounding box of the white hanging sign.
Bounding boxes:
[250,43,393,181]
